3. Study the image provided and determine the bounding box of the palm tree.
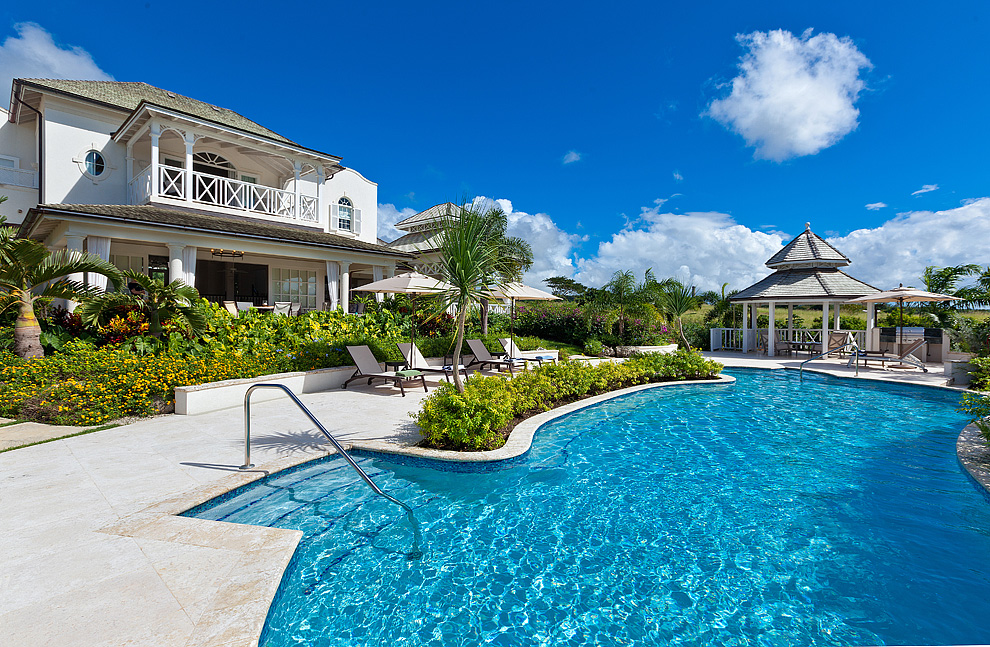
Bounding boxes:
[0,236,120,358]
[920,263,982,326]
[592,269,677,344]
[430,204,510,393]
[660,284,698,349]
[76,270,207,338]
[472,201,533,334]
[701,283,741,328]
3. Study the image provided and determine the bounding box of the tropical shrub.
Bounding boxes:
[969,357,990,391]
[414,350,723,451]
[583,339,604,357]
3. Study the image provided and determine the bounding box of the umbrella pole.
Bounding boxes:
[410,293,416,370]
[899,298,904,354]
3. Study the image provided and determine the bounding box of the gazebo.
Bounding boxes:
[727,223,880,356]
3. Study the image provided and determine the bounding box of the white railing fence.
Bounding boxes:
[128,164,319,223]
[710,328,866,352]
[0,167,38,189]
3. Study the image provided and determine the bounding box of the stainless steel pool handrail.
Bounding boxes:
[241,383,423,557]
[799,341,860,381]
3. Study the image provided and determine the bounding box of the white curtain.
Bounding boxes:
[86,236,111,291]
[373,266,385,302]
[326,261,340,310]
[181,246,197,288]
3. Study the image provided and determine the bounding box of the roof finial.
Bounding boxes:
[805,222,811,231]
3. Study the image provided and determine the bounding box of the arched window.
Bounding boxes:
[337,197,353,232]
[192,152,235,178]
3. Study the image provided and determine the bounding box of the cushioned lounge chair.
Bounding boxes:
[342,345,427,396]
[499,338,557,368]
[396,343,469,383]
[848,338,929,372]
[465,339,526,376]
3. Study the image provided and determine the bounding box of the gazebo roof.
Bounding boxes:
[765,223,849,269]
[730,268,879,303]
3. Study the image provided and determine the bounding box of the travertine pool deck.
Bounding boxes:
[0,357,972,646]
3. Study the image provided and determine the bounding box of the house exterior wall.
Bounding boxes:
[323,167,377,243]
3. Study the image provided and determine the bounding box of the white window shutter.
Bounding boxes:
[329,203,338,230]
[353,208,362,236]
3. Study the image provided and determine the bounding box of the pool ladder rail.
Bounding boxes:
[799,341,862,381]
[240,383,423,558]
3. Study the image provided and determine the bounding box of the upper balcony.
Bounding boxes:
[114,105,342,229]
[0,165,38,190]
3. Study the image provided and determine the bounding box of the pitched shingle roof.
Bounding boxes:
[388,230,442,253]
[394,202,458,231]
[21,204,410,258]
[18,79,295,145]
[765,223,849,268]
[730,268,878,302]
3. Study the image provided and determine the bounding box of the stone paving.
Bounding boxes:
[0,356,971,646]
[0,421,94,451]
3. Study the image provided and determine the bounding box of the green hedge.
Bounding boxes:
[970,357,990,392]
[413,350,723,451]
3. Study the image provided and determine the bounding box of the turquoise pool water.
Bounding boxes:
[187,369,990,646]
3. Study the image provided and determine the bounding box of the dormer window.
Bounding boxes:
[337,197,353,232]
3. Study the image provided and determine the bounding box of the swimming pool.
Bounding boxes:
[187,369,990,646]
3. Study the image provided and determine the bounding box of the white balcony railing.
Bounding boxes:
[0,166,38,189]
[709,327,866,351]
[129,164,320,223]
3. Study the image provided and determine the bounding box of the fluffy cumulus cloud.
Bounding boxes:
[472,196,585,284]
[865,202,887,210]
[562,150,582,164]
[827,198,990,288]
[705,29,872,161]
[911,184,939,196]
[573,208,785,291]
[376,203,417,242]
[0,23,112,109]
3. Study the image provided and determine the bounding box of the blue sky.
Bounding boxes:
[1,1,988,289]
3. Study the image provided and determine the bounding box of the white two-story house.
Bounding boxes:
[0,78,408,311]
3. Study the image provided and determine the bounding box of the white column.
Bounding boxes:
[316,166,326,230]
[866,302,876,351]
[372,266,385,302]
[834,304,841,330]
[741,300,750,353]
[339,262,350,314]
[184,133,195,202]
[822,301,830,355]
[150,123,160,199]
[768,300,776,356]
[292,161,302,220]
[386,264,395,279]
[787,304,794,342]
[125,142,134,202]
[64,234,85,312]
[167,243,184,285]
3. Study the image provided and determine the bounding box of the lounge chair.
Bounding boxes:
[826,332,854,357]
[396,343,469,383]
[499,338,557,368]
[222,301,239,316]
[273,301,292,315]
[465,339,526,375]
[342,345,428,396]
[848,338,929,372]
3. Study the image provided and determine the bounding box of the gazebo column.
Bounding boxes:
[834,304,841,330]
[741,300,750,353]
[822,301,829,355]
[787,305,794,342]
[866,302,876,351]
[768,300,776,356]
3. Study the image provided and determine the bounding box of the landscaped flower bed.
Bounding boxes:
[414,350,724,451]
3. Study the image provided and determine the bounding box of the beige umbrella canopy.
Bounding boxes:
[489,282,561,346]
[846,284,960,348]
[351,272,454,368]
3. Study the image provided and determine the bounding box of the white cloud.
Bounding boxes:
[672,171,684,182]
[911,184,939,196]
[376,203,417,242]
[562,150,582,164]
[865,202,887,210]
[0,23,112,109]
[573,208,786,291]
[471,196,586,284]
[827,198,990,288]
[705,29,872,161]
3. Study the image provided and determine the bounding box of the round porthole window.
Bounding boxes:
[85,151,106,177]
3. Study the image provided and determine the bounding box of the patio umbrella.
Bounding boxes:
[846,284,960,351]
[351,272,453,369]
[489,282,560,349]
